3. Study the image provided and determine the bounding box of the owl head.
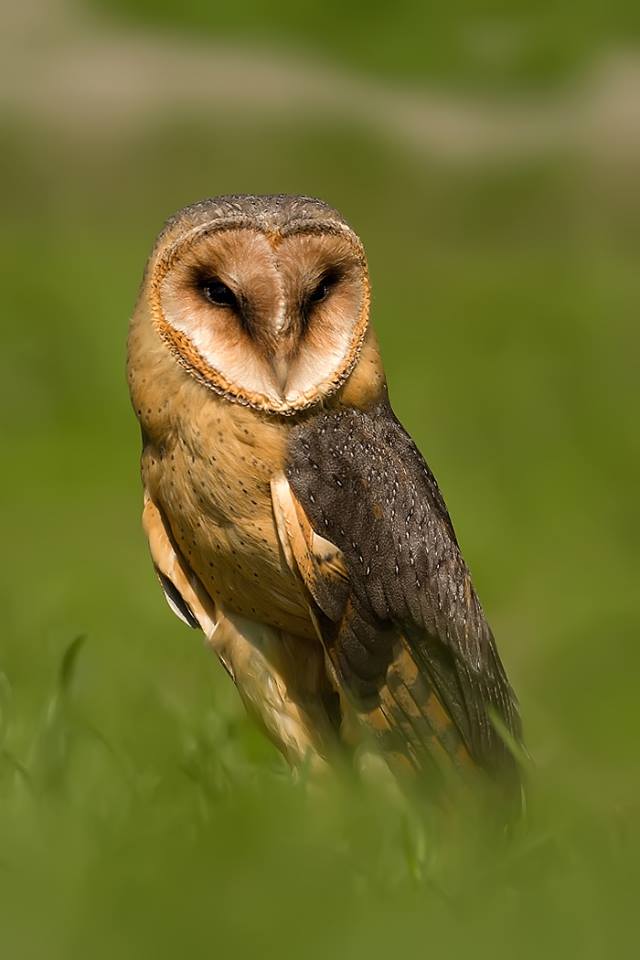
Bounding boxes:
[139,195,371,416]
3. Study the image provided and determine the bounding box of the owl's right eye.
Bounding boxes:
[201,278,237,309]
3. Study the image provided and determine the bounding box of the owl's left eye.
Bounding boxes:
[308,280,330,304]
[305,270,340,309]
[202,278,237,308]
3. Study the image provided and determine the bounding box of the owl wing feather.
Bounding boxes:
[142,492,218,635]
[275,397,522,788]
[143,490,339,767]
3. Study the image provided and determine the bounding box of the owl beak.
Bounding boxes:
[271,353,289,395]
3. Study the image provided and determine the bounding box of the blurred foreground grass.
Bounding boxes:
[1,631,638,960]
[2,2,640,956]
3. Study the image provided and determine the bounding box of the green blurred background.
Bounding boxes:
[2,1,639,956]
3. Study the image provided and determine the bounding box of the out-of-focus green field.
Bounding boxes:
[98,0,640,89]
[2,2,639,957]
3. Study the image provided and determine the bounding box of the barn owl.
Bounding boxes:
[127,194,522,797]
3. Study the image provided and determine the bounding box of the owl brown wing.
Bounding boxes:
[275,396,522,787]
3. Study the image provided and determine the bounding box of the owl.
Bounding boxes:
[127,194,522,797]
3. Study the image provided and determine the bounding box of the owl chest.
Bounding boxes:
[141,406,313,637]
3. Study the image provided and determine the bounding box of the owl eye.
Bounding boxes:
[308,280,330,304]
[305,270,340,309]
[202,278,237,308]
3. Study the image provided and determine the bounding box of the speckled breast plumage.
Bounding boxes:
[140,391,315,641]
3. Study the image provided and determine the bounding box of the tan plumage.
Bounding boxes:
[128,194,521,797]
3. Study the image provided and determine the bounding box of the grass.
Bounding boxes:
[2,10,640,953]
[96,0,640,91]
[0,634,638,959]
